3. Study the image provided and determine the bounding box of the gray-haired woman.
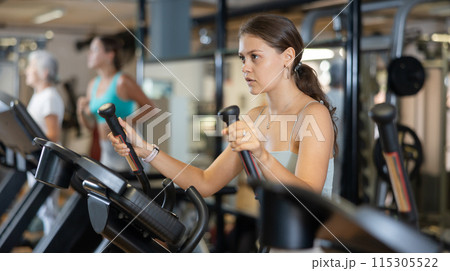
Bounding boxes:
[25,49,64,235]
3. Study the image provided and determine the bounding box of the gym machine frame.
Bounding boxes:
[0,94,98,252]
[33,103,209,252]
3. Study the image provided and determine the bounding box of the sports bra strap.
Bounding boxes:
[288,100,320,150]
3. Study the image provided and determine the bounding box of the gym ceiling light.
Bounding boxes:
[33,8,65,25]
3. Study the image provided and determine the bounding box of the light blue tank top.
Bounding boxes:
[89,72,135,123]
[256,101,334,198]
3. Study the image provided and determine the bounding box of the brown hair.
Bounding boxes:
[239,14,338,154]
[98,36,123,71]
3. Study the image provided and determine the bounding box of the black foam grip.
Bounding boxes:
[239,151,260,179]
[218,105,260,180]
[98,103,144,173]
[369,103,399,153]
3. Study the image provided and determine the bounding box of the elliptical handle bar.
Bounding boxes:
[218,105,260,180]
[98,103,151,196]
[369,103,418,227]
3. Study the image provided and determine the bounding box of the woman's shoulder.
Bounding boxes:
[49,88,64,105]
[35,88,64,112]
[116,73,139,90]
[301,100,328,113]
[300,100,332,125]
[41,87,62,99]
[117,73,135,84]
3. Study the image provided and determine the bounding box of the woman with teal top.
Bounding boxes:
[77,35,156,172]
[108,15,337,198]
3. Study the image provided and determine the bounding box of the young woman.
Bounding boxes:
[108,14,337,198]
[77,35,156,172]
[25,50,65,234]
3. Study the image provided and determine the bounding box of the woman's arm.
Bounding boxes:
[147,145,243,197]
[117,74,157,109]
[109,118,244,197]
[44,114,60,142]
[227,103,334,193]
[291,103,334,191]
[77,79,96,130]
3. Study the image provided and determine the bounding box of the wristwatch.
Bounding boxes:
[142,144,159,163]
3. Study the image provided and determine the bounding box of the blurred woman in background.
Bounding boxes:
[25,50,64,235]
[77,35,156,172]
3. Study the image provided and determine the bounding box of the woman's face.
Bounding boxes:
[87,38,111,69]
[238,34,285,95]
[25,58,44,88]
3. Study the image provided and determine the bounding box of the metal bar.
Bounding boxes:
[193,0,315,25]
[439,41,449,232]
[387,0,445,124]
[340,0,361,204]
[0,167,26,217]
[214,0,226,159]
[136,0,146,86]
[391,0,434,58]
[214,0,227,253]
[361,0,403,12]
[301,0,402,45]
[300,7,342,44]
[361,35,392,52]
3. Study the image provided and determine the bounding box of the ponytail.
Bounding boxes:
[98,36,123,71]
